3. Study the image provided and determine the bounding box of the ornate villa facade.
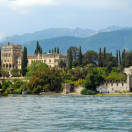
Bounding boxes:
[1,44,67,69]
[1,44,22,69]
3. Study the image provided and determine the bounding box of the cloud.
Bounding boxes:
[0,0,59,13]
[5,0,130,10]
[9,0,59,8]
[60,0,130,10]
[0,0,131,13]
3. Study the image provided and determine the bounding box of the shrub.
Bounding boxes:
[81,89,97,95]
[13,88,22,94]
[2,81,12,91]
[2,90,8,96]
[11,69,21,77]
[104,72,127,81]
[74,79,85,86]
[84,68,104,91]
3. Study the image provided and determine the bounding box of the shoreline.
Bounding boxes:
[97,92,132,95]
[1,92,132,97]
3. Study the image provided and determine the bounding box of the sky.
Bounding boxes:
[0,0,132,40]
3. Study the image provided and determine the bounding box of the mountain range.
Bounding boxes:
[1,26,132,54]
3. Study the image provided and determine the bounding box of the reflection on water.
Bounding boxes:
[0,95,132,132]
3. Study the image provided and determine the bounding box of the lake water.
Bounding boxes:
[0,95,132,132]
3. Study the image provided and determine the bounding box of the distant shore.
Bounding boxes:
[97,92,132,96]
[4,92,132,97]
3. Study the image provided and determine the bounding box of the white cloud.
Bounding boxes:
[0,0,59,13]
[59,0,129,10]
[0,0,131,13]
[9,0,59,8]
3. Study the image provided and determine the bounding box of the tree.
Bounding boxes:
[67,48,73,69]
[34,41,42,54]
[125,51,132,67]
[78,47,83,66]
[116,50,119,66]
[49,50,51,53]
[98,48,102,67]
[27,67,62,94]
[85,68,104,91]
[122,49,126,67]
[21,47,28,76]
[119,50,122,65]
[103,47,106,67]
[54,48,57,53]
[58,60,66,68]
[67,46,80,66]
[82,50,98,66]
[26,61,48,78]
[40,47,43,54]
[57,48,60,54]
[105,53,117,72]
[0,48,1,67]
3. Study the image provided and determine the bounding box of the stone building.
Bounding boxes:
[97,67,132,93]
[1,44,67,70]
[1,44,22,69]
[18,53,67,69]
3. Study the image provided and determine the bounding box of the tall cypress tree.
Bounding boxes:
[67,48,73,69]
[98,48,102,67]
[119,50,122,65]
[34,41,42,54]
[103,47,106,67]
[49,50,51,53]
[122,48,126,67]
[116,50,119,66]
[40,47,43,54]
[57,48,60,54]
[78,46,82,66]
[54,48,57,53]
[0,48,1,67]
[21,47,28,76]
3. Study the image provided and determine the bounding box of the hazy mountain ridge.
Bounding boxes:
[4,28,95,43]
[22,28,132,54]
[3,26,127,44]
[2,26,132,54]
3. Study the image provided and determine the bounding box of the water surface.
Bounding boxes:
[0,95,132,132]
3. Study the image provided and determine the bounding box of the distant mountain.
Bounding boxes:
[23,28,132,54]
[2,26,132,54]
[3,26,129,44]
[99,25,123,32]
[3,28,95,43]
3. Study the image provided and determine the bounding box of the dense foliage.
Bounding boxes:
[0,80,26,96]
[0,46,131,96]
[27,68,62,94]
[11,69,21,77]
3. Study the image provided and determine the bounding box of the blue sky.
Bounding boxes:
[0,0,132,40]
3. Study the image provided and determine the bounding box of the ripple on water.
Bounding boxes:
[0,95,132,132]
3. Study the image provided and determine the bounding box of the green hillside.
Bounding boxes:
[24,28,132,54]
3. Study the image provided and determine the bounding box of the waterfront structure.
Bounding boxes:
[97,67,132,93]
[1,44,67,69]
